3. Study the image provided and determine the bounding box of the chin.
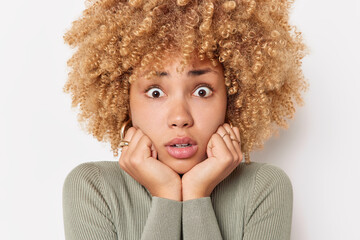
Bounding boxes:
[174,164,194,175]
[157,149,206,174]
[172,165,194,175]
[161,155,204,175]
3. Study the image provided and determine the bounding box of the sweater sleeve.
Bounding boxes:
[63,163,182,240]
[140,196,182,240]
[62,163,117,240]
[182,197,223,240]
[243,164,293,240]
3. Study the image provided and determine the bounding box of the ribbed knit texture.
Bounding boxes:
[63,161,293,240]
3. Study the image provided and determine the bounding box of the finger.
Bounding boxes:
[151,144,158,159]
[123,126,137,141]
[120,128,145,170]
[216,126,238,162]
[223,124,238,143]
[119,127,137,162]
[223,124,242,163]
[125,128,146,156]
[129,134,154,170]
[233,126,241,143]
[122,132,150,175]
[207,133,233,167]
[207,133,239,179]
[232,126,243,162]
[120,127,136,153]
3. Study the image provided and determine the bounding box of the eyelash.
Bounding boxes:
[145,85,165,98]
[144,84,214,98]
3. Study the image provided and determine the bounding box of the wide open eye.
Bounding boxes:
[193,86,213,98]
[145,87,165,98]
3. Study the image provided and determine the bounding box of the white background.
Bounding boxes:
[0,0,359,239]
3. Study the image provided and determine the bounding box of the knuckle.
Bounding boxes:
[136,128,144,135]
[217,125,225,132]
[223,153,233,163]
[131,129,142,138]
[128,127,136,133]
[235,145,242,153]
[239,153,244,162]
[215,132,223,138]
[139,135,150,146]
[233,127,240,134]
[130,156,142,167]
[140,134,148,141]
[126,127,136,137]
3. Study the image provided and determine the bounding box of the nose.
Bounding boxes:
[167,99,194,128]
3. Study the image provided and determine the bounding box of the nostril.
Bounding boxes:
[171,123,189,127]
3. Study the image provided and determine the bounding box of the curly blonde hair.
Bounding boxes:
[63,0,308,163]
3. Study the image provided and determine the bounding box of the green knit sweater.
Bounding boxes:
[62,161,293,239]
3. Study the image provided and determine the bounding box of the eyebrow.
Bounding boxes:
[155,68,217,77]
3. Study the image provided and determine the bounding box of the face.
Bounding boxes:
[129,53,227,174]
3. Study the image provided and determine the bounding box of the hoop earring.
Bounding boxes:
[120,118,132,140]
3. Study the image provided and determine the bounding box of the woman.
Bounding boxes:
[62,0,307,239]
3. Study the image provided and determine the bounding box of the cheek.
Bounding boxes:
[130,100,165,142]
[194,101,226,139]
[132,106,157,129]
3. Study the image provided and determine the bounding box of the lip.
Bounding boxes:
[165,137,198,159]
[166,145,198,159]
[165,137,197,146]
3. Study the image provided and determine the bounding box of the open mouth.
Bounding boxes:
[170,143,193,148]
[165,137,198,159]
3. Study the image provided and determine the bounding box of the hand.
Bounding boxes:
[118,127,182,201]
[181,123,243,201]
